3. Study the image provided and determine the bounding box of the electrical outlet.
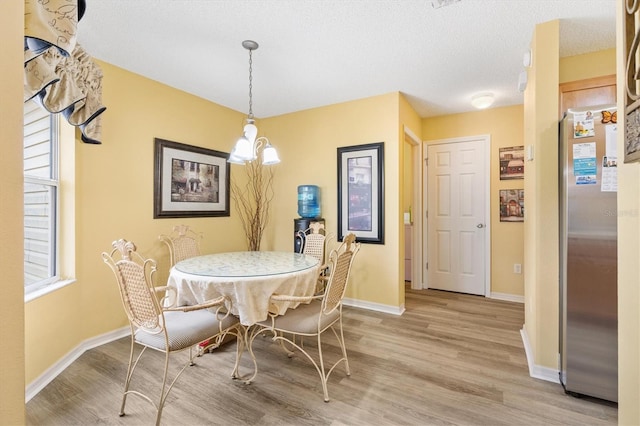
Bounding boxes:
[514,263,522,274]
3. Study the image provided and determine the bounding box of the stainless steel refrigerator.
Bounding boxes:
[559,105,618,403]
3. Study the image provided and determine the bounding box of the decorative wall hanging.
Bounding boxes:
[499,189,524,222]
[337,142,384,244]
[499,146,524,180]
[154,138,230,218]
[624,2,640,163]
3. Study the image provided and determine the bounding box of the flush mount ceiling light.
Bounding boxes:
[228,40,280,166]
[471,93,495,109]
[431,0,461,8]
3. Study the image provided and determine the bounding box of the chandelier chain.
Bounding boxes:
[248,49,253,119]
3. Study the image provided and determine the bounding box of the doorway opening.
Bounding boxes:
[403,126,423,292]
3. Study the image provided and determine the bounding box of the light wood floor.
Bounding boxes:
[26,288,617,425]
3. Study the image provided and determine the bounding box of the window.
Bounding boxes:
[23,100,59,293]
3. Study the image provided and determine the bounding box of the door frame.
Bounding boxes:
[404,126,423,290]
[422,135,491,296]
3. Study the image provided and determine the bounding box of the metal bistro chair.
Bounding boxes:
[159,225,221,354]
[296,222,335,294]
[249,233,360,402]
[158,224,203,267]
[102,239,243,425]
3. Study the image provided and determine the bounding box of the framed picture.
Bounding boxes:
[499,189,524,222]
[499,146,524,180]
[624,4,640,163]
[624,108,640,163]
[154,138,230,218]
[337,142,384,244]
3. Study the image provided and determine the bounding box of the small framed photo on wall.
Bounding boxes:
[499,189,524,222]
[499,146,524,180]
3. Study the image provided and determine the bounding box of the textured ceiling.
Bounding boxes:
[79,0,616,119]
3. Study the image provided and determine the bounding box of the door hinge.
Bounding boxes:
[426,262,428,270]
[425,157,428,166]
[426,210,428,219]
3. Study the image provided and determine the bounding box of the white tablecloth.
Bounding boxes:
[167,252,320,326]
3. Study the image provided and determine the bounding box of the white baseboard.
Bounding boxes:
[490,292,524,303]
[343,297,405,316]
[520,327,560,384]
[26,326,130,402]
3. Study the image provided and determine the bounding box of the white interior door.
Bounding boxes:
[425,137,488,295]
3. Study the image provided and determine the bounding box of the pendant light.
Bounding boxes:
[229,40,280,165]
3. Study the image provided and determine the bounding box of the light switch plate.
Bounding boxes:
[526,145,534,161]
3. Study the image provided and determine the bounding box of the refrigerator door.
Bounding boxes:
[559,106,618,402]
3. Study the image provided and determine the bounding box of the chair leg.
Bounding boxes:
[157,350,211,425]
[188,346,196,366]
[271,331,332,402]
[277,332,297,357]
[120,335,139,417]
[336,317,351,376]
[120,336,225,424]
[155,350,171,426]
[316,333,330,402]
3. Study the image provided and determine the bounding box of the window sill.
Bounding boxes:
[25,278,76,303]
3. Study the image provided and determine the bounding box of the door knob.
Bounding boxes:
[477,223,485,228]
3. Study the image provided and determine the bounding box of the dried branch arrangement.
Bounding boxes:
[230,153,276,251]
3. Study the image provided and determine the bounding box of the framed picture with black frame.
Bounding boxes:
[153,138,230,218]
[337,142,384,244]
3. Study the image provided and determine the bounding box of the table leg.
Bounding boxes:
[230,324,260,384]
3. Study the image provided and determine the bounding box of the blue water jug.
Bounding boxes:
[298,185,321,218]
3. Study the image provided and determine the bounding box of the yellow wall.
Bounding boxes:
[260,92,406,307]
[399,94,423,148]
[559,48,616,84]
[400,95,422,216]
[402,143,413,214]
[423,105,525,296]
[399,94,423,296]
[524,19,560,372]
[0,2,26,423]
[616,1,640,423]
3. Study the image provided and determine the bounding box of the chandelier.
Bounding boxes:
[228,40,280,165]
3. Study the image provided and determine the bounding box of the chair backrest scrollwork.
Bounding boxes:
[102,239,164,333]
